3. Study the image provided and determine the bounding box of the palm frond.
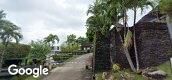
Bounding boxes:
[124,30,133,48]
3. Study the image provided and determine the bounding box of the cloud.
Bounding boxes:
[0,0,151,45]
[0,0,94,44]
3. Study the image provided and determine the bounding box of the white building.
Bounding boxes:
[51,46,61,54]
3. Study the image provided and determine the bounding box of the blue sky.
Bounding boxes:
[0,0,151,44]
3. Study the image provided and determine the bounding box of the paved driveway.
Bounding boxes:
[43,53,92,80]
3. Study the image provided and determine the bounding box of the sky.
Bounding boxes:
[0,0,151,45]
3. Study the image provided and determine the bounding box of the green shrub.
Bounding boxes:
[11,75,29,80]
[11,75,40,80]
[61,42,80,52]
[1,43,31,59]
[53,54,72,62]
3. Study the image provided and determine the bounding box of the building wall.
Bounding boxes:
[135,22,172,68]
[110,27,130,68]
[110,22,172,69]
[94,32,111,72]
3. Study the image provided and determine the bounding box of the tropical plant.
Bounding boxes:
[86,0,156,72]
[2,43,31,59]
[76,36,89,45]
[66,34,77,44]
[44,34,59,46]
[0,10,6,20]
[86,0,113,42]
[61,42,80,52]
[27,40,51,65]
[86,0,137,72]
[130,0,155,71]
[0,18,23,71]
[61,34,80,52]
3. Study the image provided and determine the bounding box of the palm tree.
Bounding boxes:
[86,0,137,72]
[0,10,6,20]
[44,34,59,47]
[0,10,6,32]
[130,0,155,71]
[0,20,23,71]
[87,0,112,35]
[110,0,137,72]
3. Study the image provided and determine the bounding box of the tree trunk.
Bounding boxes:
[133,7,139,71]
[124,47,136,72]
[0,48,5,72]
[115,27,136,72]
[166,14,172,40]
[123,10,126,39]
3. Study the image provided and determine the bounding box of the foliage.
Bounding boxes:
[11,75,29,80]
[53,54,72,62]
[0,10,6,20]
[0,10,23,70]
[1,43,31,59]
[160,0,172,14]
[53,51,87,62]
[87,0,156,72]
[61,34,88,52]
[86,0,114,42]
[44,34,59,46]
[27,40,51,61]
[61,42,80,52]
[112,64,120,72]
[96,61,172,80]
[0,20,23,46]
[76,36,89,45]
[157,61,172,80]
[124,30,133,48]
[12,75,40,80]
[66,34,76,44]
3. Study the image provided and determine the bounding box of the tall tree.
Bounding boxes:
[61,34,80,52]
[0,20,23,71]
[86,0,113,42]
[66,34,76,44]
[109,0,137,72]
[86,0,137,72]
[76,37,89,45]
[44,34,59,47]
[0,10,6,20]
[130,0,155,71]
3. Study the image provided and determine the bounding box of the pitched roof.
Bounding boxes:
[137,7,166,23]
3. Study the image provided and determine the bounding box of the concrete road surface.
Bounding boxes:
[43,53,92,80]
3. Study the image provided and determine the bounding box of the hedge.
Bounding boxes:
[53,51,88,62]
[0,43,31,59]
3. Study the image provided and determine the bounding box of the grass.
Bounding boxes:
[157,61,172,80]
[25,76,41,80]
[96,61,172,80]
[11,75,41,80]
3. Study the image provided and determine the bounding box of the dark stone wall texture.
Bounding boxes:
[110,22,172,69]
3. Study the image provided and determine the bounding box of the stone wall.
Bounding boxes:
[110,22,172,69]
[110,27,130,68]
[94,32,111,72]
[135,22,172,68]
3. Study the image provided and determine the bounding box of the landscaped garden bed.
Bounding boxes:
[95,61,172,80]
